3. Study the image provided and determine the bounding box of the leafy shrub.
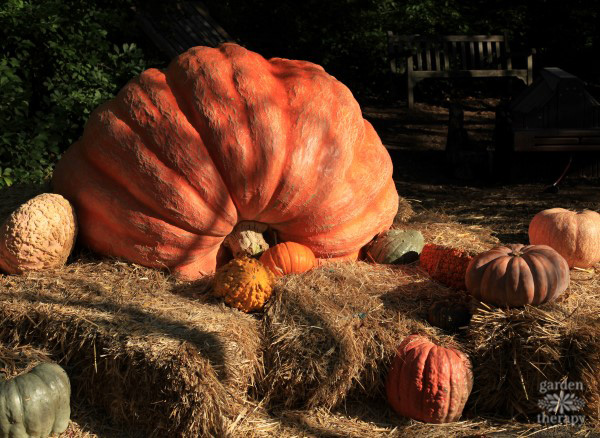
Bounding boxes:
[0,0,148,187]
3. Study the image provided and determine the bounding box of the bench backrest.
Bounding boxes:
[387,33,514,73]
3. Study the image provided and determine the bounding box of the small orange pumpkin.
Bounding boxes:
[529,208,600,268]
[259,242,316,277]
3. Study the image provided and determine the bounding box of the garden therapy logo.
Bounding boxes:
[537,380,585,425]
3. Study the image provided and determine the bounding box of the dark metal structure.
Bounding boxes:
[509,67,600,151]
[135,1,233,59]
[495,67,600,188]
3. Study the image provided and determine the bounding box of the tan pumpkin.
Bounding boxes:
[259,241,316,276]
[529,208,600,268]
[465,244,570,307]
[0,193,77,274]
[386,335,473,423]
[213,257,275,312]
[51,43,398,280]
[223,221,270,258]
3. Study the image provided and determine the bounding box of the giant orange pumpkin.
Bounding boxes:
[386,335,473,423]
[529,208,600,268]
[51,43,398,280]
[465,244,570,307]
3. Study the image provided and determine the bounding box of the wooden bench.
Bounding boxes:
[513,129,600,152]
[387,32,534,108]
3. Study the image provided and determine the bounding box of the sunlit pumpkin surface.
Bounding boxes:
[52,43,398,280]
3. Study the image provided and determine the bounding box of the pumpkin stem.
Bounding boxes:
[223,221,271,258]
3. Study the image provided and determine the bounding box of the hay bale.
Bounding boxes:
[259,261,460,410]
[0,342,136,437]
[0,343,52,378]
[0,259,262,437]
[406,210,500,253]
[466,268,600,424]
[262,403,597,438]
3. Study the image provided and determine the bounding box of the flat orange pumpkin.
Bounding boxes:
[465,244,570,307]
[51,43,398,280]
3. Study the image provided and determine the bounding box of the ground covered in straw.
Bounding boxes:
[1,98,599,437]
[1,174,599,437]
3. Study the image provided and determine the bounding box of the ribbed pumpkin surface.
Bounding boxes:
[529,208,600,268]
[259,241,316,276]
[386,335,473,423]
[51,43,398,280]
[465,244,570,307]
[367,229,424,264]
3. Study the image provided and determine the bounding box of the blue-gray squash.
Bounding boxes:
[0,362,71,438]
[367,229,425,264]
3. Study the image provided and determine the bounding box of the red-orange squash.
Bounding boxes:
[465,244,570,307]
[386,335,473,423]
[51,43,398,280]
[529,208,600,268]
[259,241,316,276]
[419,244,474,290]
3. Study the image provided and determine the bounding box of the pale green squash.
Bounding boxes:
[367,229,424,264]
[0,362,70,438]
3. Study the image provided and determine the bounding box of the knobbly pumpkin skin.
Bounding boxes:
[213,257,275,312]
[224,221,270,258]
[386,335,473,423]
[427,300,472,332]
[0,362,71,438]
[367,229,424,264]
[51,43,398,280]
[419,244,474,290]
[0,193,77,274]
[529,208,600,268]
[465,244,570,307]
[259,241,316,276]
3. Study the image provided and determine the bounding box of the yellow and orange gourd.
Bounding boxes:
[213,257,275,312]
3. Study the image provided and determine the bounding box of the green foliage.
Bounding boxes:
[207,0,599,100]
[0,0,147,187]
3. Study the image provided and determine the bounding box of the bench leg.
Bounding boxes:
[407,58,415,109]
[407,74,415,109]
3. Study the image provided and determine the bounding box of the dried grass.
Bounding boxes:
[466,267,600,424]
[1,184,599,437]
[0,258,262,437]
[259,259,466,410]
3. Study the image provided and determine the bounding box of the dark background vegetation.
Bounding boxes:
[1,0,599,187]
